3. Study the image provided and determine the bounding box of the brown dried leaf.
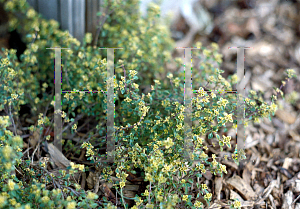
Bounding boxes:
[47,143,70,170]
[122,190,136,199]
[123,184,139,192]
[282,158,293,170]
[101,183,116,204]
[226,175,257,200]
[230,190,244,203]
[208,202,222,209]
[214,177,223,200]
[282,190,293,209]
[123,169,144,182]
[275,109,297,124]
[245,17,261,38]
[242,163,253,186]
[28,130,40,148]
[87,171,96,190]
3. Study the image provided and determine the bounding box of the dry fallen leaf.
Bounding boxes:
[282,190,293,209]
[101,183,116,204]
[28,130,40,148]
[275,109,297,124]
[47,143,71,169]
[87,171,97,190]
[214,176,223,200]
[226,175,257,200]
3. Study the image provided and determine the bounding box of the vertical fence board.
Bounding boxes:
[60,0,73,36]
[37,0,58,22]
[27,0,104,43]
[73,0,85,43]
[27,0,38,11]
[85,0,100,39]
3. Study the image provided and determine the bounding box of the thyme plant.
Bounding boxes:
[0,0,298,208]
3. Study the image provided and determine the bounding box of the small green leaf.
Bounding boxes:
[196,173,202,178]
[208,132,213,139]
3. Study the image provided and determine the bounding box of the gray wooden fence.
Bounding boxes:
[26,0,104,43]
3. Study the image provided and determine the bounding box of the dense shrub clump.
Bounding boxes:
[0,0,298,208]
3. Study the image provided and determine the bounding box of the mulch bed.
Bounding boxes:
[1,0,300,208]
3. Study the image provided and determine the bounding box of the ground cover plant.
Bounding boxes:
[0,0,298,208]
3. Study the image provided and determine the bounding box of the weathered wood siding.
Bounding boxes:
[26,0,104,43]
